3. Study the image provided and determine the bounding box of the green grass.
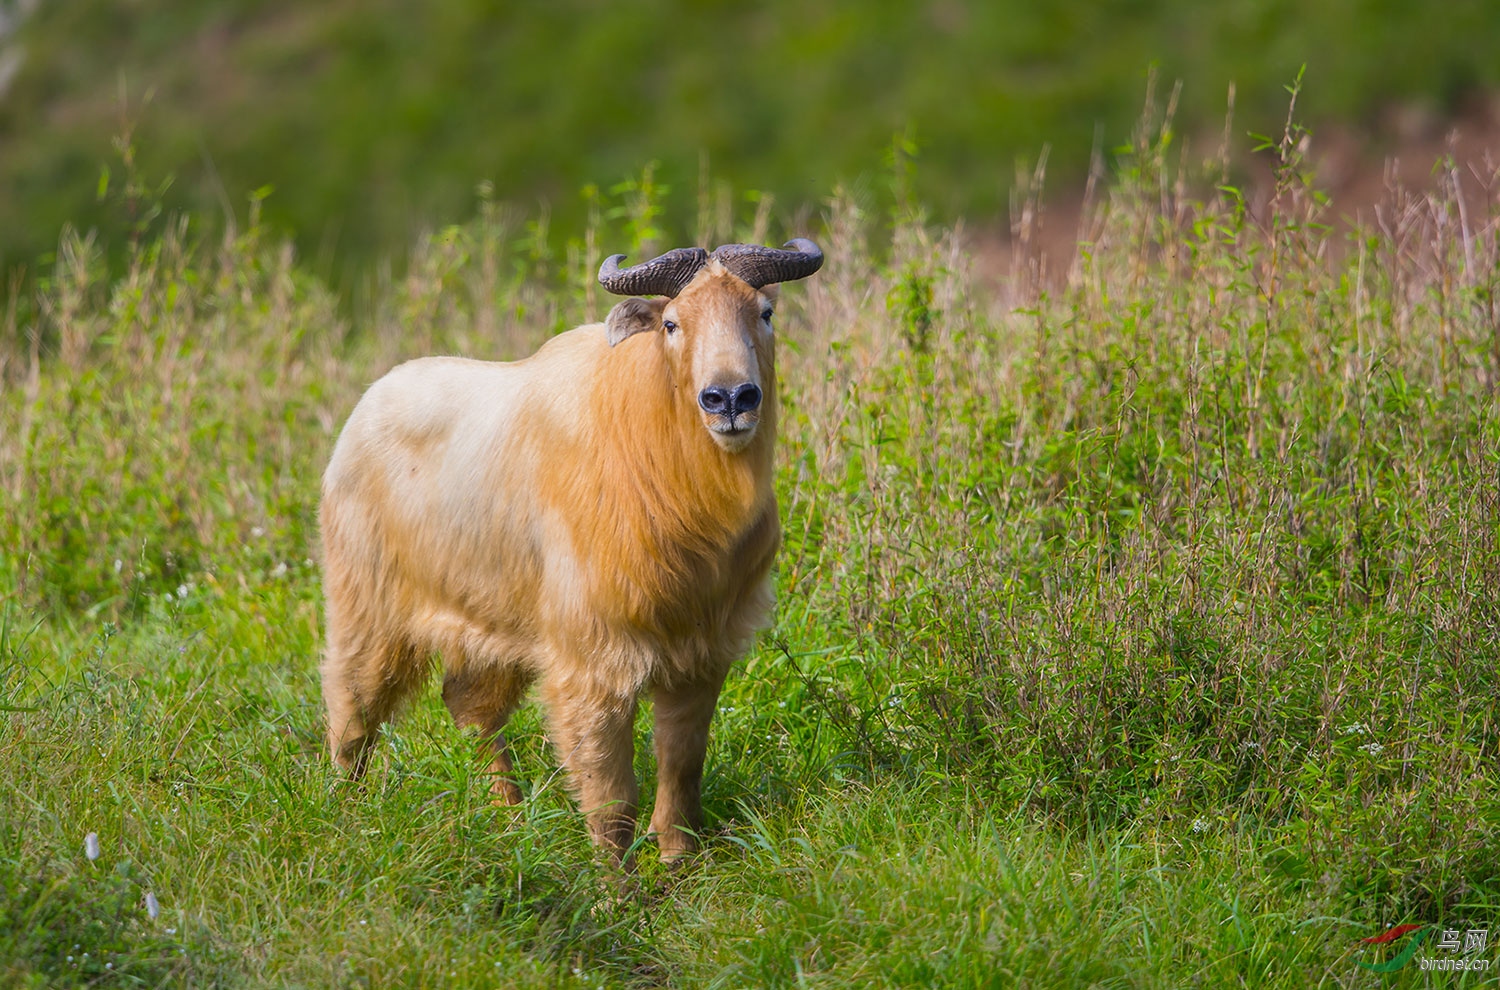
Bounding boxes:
[3,107,1500,985]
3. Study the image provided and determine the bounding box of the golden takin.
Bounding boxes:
[319,239,823,862]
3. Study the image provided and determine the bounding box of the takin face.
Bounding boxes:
[598,239,823,453]
[604,263,777,453]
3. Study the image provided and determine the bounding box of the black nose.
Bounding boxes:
[699,383,761,416]
[731,383,762,413]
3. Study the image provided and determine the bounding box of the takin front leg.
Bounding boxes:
[649,666,730,864]
[540,677,640,863]
[441,662,532,806]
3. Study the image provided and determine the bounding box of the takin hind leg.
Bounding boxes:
[441,661,532,806]
[322,632,428,781]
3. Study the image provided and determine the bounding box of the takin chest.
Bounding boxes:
[554,500,780,649]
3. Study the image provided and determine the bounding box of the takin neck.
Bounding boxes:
[600,330,776,548]
[554,329,778,632]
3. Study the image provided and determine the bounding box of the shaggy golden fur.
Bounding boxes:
[320,260,782,860]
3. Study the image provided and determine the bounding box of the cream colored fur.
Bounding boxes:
[320,261,781,861]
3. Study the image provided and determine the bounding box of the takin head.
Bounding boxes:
[599,239,823,453]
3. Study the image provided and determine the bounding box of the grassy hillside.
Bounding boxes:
[2,114,1499,985]
[2,0,1500,281]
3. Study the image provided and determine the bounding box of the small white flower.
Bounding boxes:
[1191,817,1210,833]
[251,526,266,538]
[84,832,100,860]
[359,919,367,926]
[176,584,190,599]
[1341,722,1367,736]
[113,559,123,574]
[270,561,288,579]
[1360,741,1384,756]
[145,891,160,919]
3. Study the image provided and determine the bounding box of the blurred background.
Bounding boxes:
[1,0,1498,289]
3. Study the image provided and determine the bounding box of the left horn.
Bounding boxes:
[711,238,824,289]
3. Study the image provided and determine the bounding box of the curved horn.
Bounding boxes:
[711,238,824,289]
[598,246,709,297]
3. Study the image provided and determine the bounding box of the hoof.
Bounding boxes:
[489,777,525,806]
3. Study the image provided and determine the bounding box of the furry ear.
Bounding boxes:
[605,297,664,347]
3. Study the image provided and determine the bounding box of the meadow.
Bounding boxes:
[2,105,1499,986]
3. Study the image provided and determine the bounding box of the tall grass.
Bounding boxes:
[2,103,1498,985]
[779,97,1500,911]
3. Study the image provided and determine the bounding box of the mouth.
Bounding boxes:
[706,414,758,449]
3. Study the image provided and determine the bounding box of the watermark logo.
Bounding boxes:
[1356,924,1429,973]
[1356,924,1490,973]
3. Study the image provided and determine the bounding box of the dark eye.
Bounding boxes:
[663,319,678,334]
[761,308,774,322]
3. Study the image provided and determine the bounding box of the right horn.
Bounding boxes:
[598,246,710,297]
[711,238,824,289]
